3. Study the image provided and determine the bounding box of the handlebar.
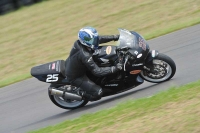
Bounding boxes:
[116,47,130,52]
[116,47,137,71]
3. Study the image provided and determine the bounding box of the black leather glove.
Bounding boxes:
[116,63,123,70]
[113,35,119,41]
[111,63,123,73]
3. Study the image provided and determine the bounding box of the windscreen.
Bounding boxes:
[117,28,136,48]
[116,28,150,63]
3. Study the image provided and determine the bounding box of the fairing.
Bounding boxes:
[117,29,150,62]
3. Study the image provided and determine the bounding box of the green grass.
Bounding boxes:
[1,0,200,87]
[29,80,200,133]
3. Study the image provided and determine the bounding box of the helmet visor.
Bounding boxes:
[87,36,99,50]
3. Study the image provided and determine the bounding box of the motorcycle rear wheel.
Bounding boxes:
[48,85,88,110]
[140,53,176,83]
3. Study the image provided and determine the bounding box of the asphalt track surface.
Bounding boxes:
[1,24,200,133]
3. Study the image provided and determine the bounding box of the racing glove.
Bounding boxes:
[113,35,120,41]
[111,63,123,73]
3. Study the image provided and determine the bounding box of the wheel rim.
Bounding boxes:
[54,95,85,108]
[140,59,172,82]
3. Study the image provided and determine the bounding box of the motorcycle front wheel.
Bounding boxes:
[140,53,176,83]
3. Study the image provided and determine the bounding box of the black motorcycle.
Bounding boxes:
[31,29,176,109]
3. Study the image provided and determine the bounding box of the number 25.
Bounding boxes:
[46,74,59,82]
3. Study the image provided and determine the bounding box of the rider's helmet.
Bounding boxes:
[78,27,99,50]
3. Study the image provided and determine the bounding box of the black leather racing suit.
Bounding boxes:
[65,35,119,101]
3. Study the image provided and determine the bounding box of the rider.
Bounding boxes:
[65,27,122,101]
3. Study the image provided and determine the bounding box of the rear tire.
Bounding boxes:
[140,53,176,83]
[48,85,88,110]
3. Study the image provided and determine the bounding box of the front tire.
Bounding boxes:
[48,85,88,110]
[140,53,176,83]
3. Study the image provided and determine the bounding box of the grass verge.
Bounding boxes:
[1,0,200,87]
[29,80,200,133]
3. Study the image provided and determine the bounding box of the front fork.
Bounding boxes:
[145,50,159,64]
[143,50,159,73]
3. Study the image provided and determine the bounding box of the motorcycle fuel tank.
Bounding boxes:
[93,45,118,65]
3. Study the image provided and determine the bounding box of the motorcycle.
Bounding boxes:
[31,29,176,109]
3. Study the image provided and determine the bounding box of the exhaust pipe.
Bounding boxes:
[49,88,82,101]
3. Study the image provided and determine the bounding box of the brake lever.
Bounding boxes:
[124,55,129,71]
